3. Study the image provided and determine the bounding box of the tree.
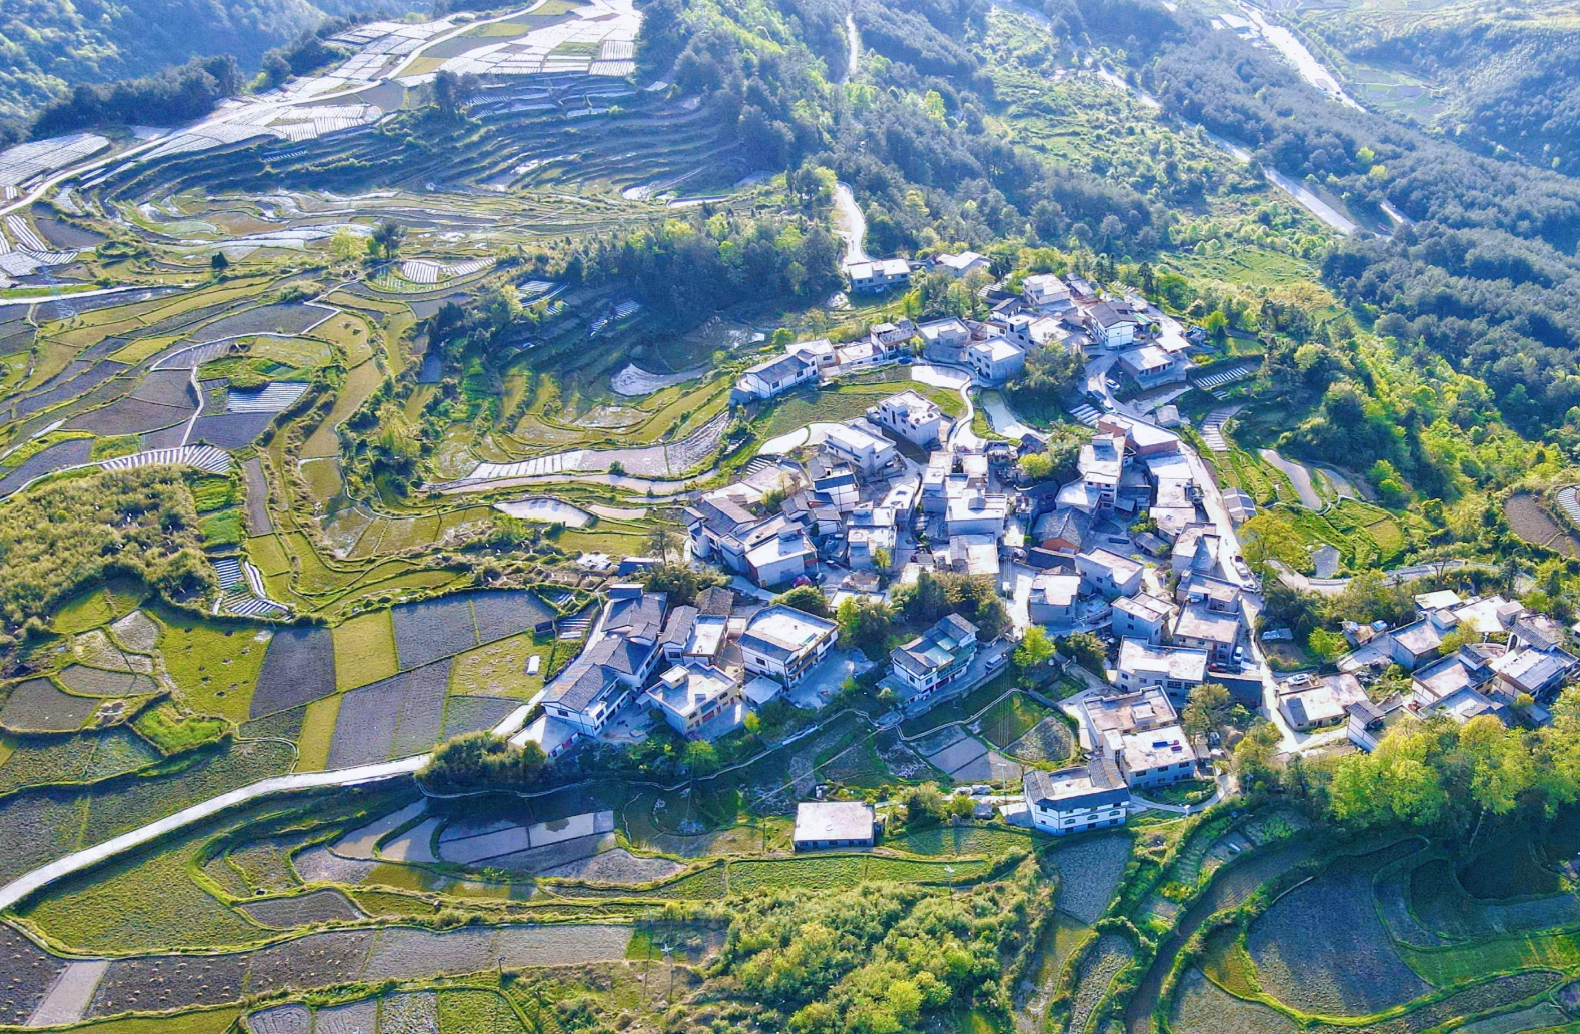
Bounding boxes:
[1232,721,1283,797]
[684,739,719,776]
[1307,627,1348,662]
[329,229,363,265]
[902,784,947,824]
[1013,626,1055,670]
[644,510,681,564]
[837,597,896,657]
[1181,682,1234,738]
[775,584,832,618]
[642,561,725,605]
[370,220,406,261]
[1056,631,1106,675]
[209,251,229,274]
[431,70,480,119]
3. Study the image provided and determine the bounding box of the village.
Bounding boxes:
[511,255,1580,849]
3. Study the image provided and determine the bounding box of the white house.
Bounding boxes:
[1116,638,1208,701]
[1028,572,1082,626]
[919,317,972,363]
[1023,758,1129,836]
[1076,547,1144,599]
[1112,594,1174,645]
[737,352,817,399]
[889,614,979,699]
[1085,301,1138,349]
[542,586,668,734]
[787,337,837,370]
[823,421,899,475]
[1023,273,1072,311]
[1118,725,1198,788]
[738,605,840,686]
[868,390,948,447]
[645,662,743,738]
[1078,432,1126,508]
[946,489,1009,538]
[847,257,912,292]
[966,336,1027,385]
[1118,344,1189,388]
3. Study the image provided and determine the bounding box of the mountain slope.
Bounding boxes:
[0,0,430,122]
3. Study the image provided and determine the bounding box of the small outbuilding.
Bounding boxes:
[793,801,877,851]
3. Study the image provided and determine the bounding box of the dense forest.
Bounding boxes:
[1306,11,1580,172]
[0,0,427,131]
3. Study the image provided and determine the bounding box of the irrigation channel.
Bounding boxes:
[1122,838,1315,1032]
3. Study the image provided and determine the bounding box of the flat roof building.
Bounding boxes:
[793,801,877,850]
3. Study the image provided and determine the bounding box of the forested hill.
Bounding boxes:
[0,0,430,124]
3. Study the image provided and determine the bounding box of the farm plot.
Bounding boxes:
[56,665,156,696]
[242,930,376,995]
[28,958,110,1027]
[391,596,479,669]
[436,989,533,1033]
[0,438,92,499]
[0,727,160,793]
[293,845,375,885]
[540,847,685,883]
[189,411,279,450]
[157,615,270,721]
[73,628,153,672]
[378,991,438,1034]
[0,678,99,732]
[332,610,399,691]
[79,740,296,845]
[1171,967,1296,1034]
[1067,932,1134,1034]
[315,999,379,1034]
[440,695,518,738]
[1006,716,1073,764]
[246,1003,311,1034]
[326,659,453,767]
[1248,846,1431,1015]
[0,791,92,884]
[469,590,555,644]
[239,890,364,928]
[1408,856,1580,940]
[1302,972,1562,1034]
[1045,833,1131,924]
[0,922,68,1024]
[88,952,250,1019]
[227,836,304,894]
[191,303,333,343]
[975,692,1050,749]
[251,626,337,717]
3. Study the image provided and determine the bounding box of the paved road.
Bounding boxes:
[832,183,869,266]
[1260,448,1321,508]
[1276,558,1503,597]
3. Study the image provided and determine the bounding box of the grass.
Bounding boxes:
[49,1010,242,1034]
[900,674,1017,738]
[449,631,553,699]
[18,833,263,952]
[199,509,243,548]
[976,692,1051,749]
[133,703,228,752]
[759,372,963,440]
[51,588,115,635]
[155,611,268,722]
[332,610,400,691]
[297,694,342,771]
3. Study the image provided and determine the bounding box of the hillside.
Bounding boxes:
[0,0,431,124]
[1291,0,1580,170]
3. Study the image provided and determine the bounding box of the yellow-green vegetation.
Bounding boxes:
[132,702,228,752]
[51,588,117,635]
[0,469,208,630]
[1241,499,1412,575]
[760,373,963,440]
[449,631,551,699]
[156,613,268,722]
[297,694,342,771]
[17,834,263,952]
[332,610,399,691]
[46,1009,243,1034]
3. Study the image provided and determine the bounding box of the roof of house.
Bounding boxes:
[1023,757,1129,810]
[1121,725,1196,774]
[969,336,1024,364]
[1390,618,1446,658]
[548,661,621,713]
[739,605,838,661]
[848,257,911,279]
[1492,647,1576,693]
[1411,649,1491,704]
[646,662,738,719]
[694,586,735,616]
[892,614,979,677]
[824,421,895,458]
[1088,301,1138,328]
[1079,433,1126,482]
[659,605,698,647]
[1114,593,1174,625]
[1083,685,1177,737]
[743,351,814,382]
[1279,673,1365,726]
[1077,547,1143,585]
[1030,572,1082,608]
[794,800,876,842]
[1118,638,1208,682]
[1034,507,1094,547]
[1173,599,1241,647]
[937,251,989,271]
[1414,589,1463,612]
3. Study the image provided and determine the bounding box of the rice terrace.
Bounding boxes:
[5,0,1580,1030]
